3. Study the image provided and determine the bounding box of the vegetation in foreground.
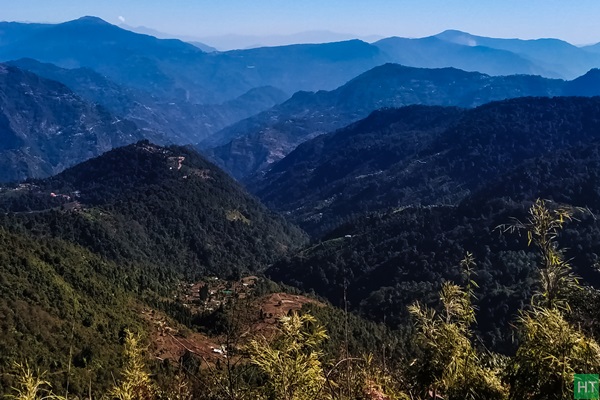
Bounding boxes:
[5,200,600,399]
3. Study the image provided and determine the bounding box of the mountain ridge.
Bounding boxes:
[8,57,288,144]
[0,63,147,183]
[250,96,600,236]
[0,140,307,277]
[200,63,569,179]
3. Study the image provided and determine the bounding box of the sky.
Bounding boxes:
[1,0,600,46]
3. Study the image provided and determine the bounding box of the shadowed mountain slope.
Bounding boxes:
[200,64,566,179]
[0,63,145,182]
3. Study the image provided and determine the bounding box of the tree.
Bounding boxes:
[6,362,66,400]
[110,330,156,400]
[408,253,507,400]
[505,200,600,399]
[500,198,582,310]
[246,312,329,400]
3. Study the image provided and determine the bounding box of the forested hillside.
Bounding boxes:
[0,140,308,397]
[3,12,600,400]
[269,202,600,355]
[0,228,147,395]
[201,63,566,179]
[0,141,306,279]
[252,97,600,235]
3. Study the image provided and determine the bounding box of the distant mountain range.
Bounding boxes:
[193,30,384,51]
[3,17,600,183]
[433,30,599,78]
[0,17,388,104]
[0,17,388,146]
[2,17,599,105]
[117,23,218,52]
[199,63,600,180]
[2,16,600,151]
[0,63,145,182]
[3,16,600,180]
[8,58,288,144]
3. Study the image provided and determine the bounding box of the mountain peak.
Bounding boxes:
[434,30,478,46]
[72,16,111,25]
[437,29,470,36]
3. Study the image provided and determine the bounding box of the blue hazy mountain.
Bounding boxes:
[434,29,600,79]
[7,58,288,144]
[563,68,600,96]
[118,23,218,52]
[5,16,597,108]
[0,17,389,104]
[199,63,567,179]
[373,36,557,77]
[0,17,391,146]
[0,21,50,46]
[581,42,600,53]
[0,63,146,182]
[195,30,384,51]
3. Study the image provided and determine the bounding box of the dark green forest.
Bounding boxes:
[0,141,306,281]
[252,96,600,236]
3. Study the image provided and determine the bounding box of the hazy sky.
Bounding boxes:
[2,0,600,45]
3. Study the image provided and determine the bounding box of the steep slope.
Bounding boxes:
[0,228,150,396]
[562,68,600,96]
[0,141,307,278]
[0,17,210,101]
[0,64,145,182]
[8,58,288,144]
[251,97,600,236]
[200,64,565,179]
[220,39,388,95]
[268,140,600,353]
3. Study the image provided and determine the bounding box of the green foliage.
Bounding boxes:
[506,200,600,399]
[253,97,600,236]
[0,142,306,398]
[110,330,156,400]
[268,201,541,352]
[246,312,329,400]
[0,142,306,282]
[300,302,407,366]
[6,362,65,400]
[408,255,507,400]
[510,306,600,400]
[501,199,583,310]
[5,196,600,400]
[0,227,145,397]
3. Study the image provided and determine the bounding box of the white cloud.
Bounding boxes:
[118,16,126,23]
